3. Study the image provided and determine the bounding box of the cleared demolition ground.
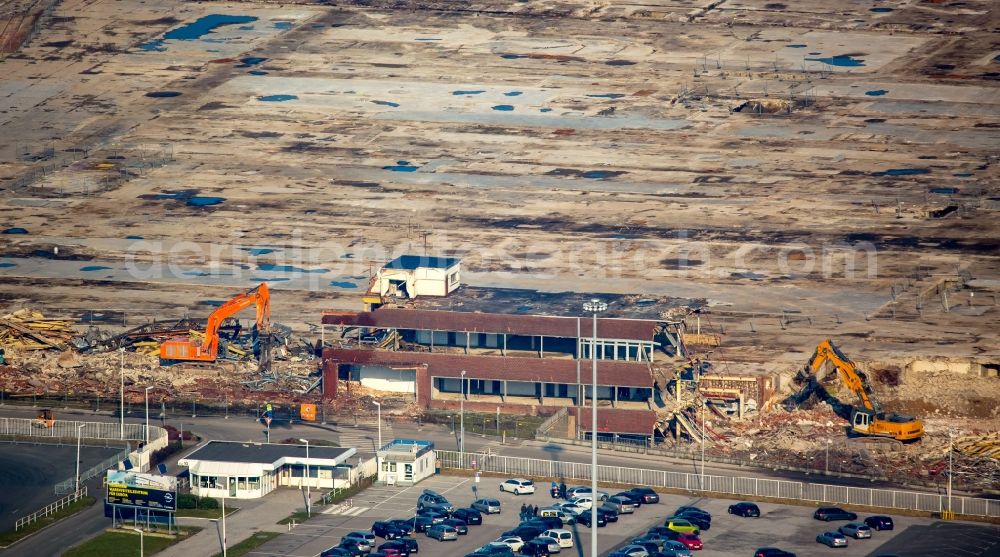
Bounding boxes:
[0,0,998,496]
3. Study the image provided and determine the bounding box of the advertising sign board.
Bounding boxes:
[106,470,177,511]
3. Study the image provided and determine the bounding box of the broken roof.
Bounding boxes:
[384,255,460,270]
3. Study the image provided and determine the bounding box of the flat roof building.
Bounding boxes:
[376,440,435,486]
[178,441,357,499]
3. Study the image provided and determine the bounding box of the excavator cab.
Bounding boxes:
[851,409,873,434]
[33,408,55,428]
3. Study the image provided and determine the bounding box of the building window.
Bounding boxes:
[238,477,247,490]
[248,477,260,490]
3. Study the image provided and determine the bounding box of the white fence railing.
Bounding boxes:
[14,487,87,531]
[437,450,1000,518]
[0,417,169,492]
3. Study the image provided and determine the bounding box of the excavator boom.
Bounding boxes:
[160,283,270,369]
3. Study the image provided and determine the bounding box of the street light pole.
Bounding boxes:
[119,347,125,439]
[373,401,382,450]
[76,423,85,493]
[583,298,606,557]
[947,431,954,513]
[825,438,831,474]
[299,438,311,517]
[700,400,705,487]
[460,370,466,454]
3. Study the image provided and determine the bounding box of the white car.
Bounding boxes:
[500,478,536,495]
[493,536,525,552]
[565,486,609,501]
[542,529,574,548]
[554,502,587,516]
[569,496,594,510]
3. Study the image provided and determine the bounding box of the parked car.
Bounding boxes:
[614,491,644,507]
[336,541,368,557]
[411,515,434,533]
[425,524,458,541]
[604,496,637,514]
[614,544,650,557]
[864,515,894,530]
[539,508,575,524]
[660,531,702,550]
[553,502,587,516]
[728,502,761,517]
[816,531,849,548]
[565,486,609,501]
[754,549,796,557]
[493,536,525,552]
[453,507,483,525]
[386,519,415,536]
[570,496,595,510]
[417,489,455,514]
[371,550,402,557]
[534,535,562,554]
[373,521,406,539]
[660,540,694,557]
[626,486,660,504]
[596,506,619,523]
[814,507,858,521]
[630,540,661,555]
[664,518,700,535]
[838,522,872,539]
[343,531,376,551]
[472,543,515,556]
[675,506,710,518]
[674,511,711,530]
[321,548,352,557]
[542,529,574,548]
[523,516,564,530]
[470,498,501,514]
[575,509,606,527]
[377,540,413,557]
[442,517,469,535]
[520,539,552,557]
[500,478,536,495]
[502,524,546,540]
[415,508,448,524]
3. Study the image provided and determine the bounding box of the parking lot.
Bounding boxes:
[248,474,1000,557]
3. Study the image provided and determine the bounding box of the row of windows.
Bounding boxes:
[193,474,261,490]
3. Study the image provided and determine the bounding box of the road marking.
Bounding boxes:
[321,504,370,515]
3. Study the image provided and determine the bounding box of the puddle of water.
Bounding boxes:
[930,187,958,194]
[125,235,144,240]
[236,56,268,68]
[3,227,28,234]
[587,93,625,99]
[258,263,328,274]
[870,7,893,12]
[491,105,514,111]
[238,25,254,31]
[0,262,16,268]
[80,265,112,272]
[138,40,166,52]
[582,170,624,179]
[329,281,358,289]
[806,55,866,67]
[249,70,268,76]
[259,94,298,102]
[164,14,258,40]
[199,300,224,307]
[504,91,523,97]
[864,118,886,123]
[383,162,419,172]
[184,270,214,277]
[865,90,888,96]
[452,90,485,96]
[500,54,527,59]
[371,100,400,107]
[540,108,553,113]
[146,91,182,98]
[953,172,973,177]
[606,59,636,66]
[187,197,226,207]
[415,37,442,41]
[250,276,289,282]
[787,44,807,48]
[515,305,533,313]
[872,168,931,177]
[243,247,277,256]
[273,21,293,30]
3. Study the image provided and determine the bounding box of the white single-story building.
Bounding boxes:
[377,440,435,487]
[178,441,357,499]
[371,255,461,299]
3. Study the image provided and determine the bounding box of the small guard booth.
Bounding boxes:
[377,440,435,487]
[179,441,356,499]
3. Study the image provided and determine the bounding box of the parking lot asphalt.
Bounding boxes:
[248,474,999,557]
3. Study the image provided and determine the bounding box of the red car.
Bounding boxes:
[676,532,703,550]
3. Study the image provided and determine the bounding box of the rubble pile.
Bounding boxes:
[0,309,74,350]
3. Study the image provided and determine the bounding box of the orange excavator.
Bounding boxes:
[160,283,272,372]
[789,339,923,442]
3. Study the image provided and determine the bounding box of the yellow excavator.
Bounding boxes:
[790,340,924,442]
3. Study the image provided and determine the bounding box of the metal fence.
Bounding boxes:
[54,447,131,495]
[437,450,1000,518]
[14,487,87,531]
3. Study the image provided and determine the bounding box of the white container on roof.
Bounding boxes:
[373,255,460,299]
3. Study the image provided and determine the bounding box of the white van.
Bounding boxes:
[542,529,574,548]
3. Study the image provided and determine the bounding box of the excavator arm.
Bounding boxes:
[160,283,270,366]
[809,340,880,413]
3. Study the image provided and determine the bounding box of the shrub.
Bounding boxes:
[177,493,198,509]
[198,496,219,509]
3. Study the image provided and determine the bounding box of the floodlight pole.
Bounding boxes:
[583,298,606,557]
[299,438,311,517]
